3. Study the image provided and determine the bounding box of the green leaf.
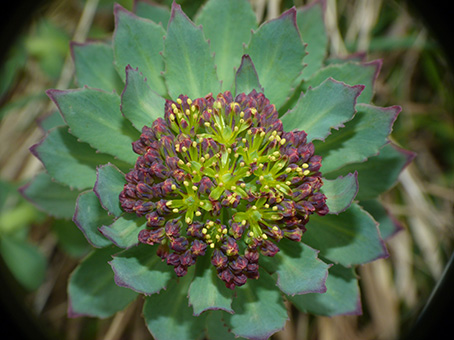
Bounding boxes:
[52,219,90,258]
[327,143,415,200]
[304,60,382,103]
[47,87,139,164]
[164,2,221,99]
[289,263,362,316]
[121,65,166,130]
[188,254,234,316]
[73,190,113,248]
[360,199,403,240]
[94,163,125,217]
[234,55,263,96]
[68,247,138,318]
[38,111,65,131]
[226,268,288,340]
[321,172,358,214]
[0,235,46,291]
[71,41,124,93]
[20,172,80,219]
[113,4,167,96]
[100,214,146,248]
[303,203,388,266]
[195,0,256,90]
[245,8,305,109]
[296,0,328,80]
[134,0,170,25]
[205,311,236,340]
[109,243,172,295]
[281,78,363,142]
[31,126,129,190]
[143,272,207,340]
[314,103,400,173]
[261,239,330,296]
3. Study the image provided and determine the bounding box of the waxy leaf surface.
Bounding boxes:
[188,255,234,316]
[68,247,138,318]
[71,41,123,93]
[113,5,167,96]
[245,8,305,109]
[360,199,402,240]
[110,243,172,295]
[196,0,257,90]
[143,273,207,340]
[321,172,358,214]
[94,163,126,217]
[281,78,363,142]
[134,0,170,25]
[121,65,166,130]
[261,239,330,296]
[47,87,139,164]
[289,263,361,316]
[303,203,388,266]
[164,2,221,99]
[73,190,113,248]
[100,214,146,248]
[315,103,399,173]
[234,55,263,96]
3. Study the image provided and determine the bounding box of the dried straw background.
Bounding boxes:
[0,0,452,339]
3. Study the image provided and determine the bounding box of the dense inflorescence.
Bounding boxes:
[119,90,328,289]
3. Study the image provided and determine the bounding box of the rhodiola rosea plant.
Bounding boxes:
[21,0,415,339]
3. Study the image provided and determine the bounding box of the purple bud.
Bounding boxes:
[170,237,189,252]
[211,249,228,268]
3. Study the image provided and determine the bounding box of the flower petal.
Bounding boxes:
[164,2,221,99]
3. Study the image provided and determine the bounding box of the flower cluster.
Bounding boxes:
[119,90,328,288]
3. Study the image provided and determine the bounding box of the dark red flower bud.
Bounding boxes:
[221,237,239,257]
[211,249,228,268]
[170,237,189,252]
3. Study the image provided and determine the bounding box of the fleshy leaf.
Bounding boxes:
[68,247,138,318]
[195,0,257,90]
[121,65,166,130]
[327,143,416,200]
[109,243,172,295]
[314,103,400,173]
[46,87,139,164]
[281,78,364,142]
[289,263,362,316]
[19,172,80,219]
[73,190,113,248]
[38,111,66,131]
[134,0,170,25]
[245,7,305,109]
[360,199,403,240]
[164,2,221,99]
[188,254,234,316]
[234,55,263,96]
[52,219,91,258]
[205,311,236,340]
[71,41,124,93]
[226,268,288,340]
[143,272,207,340]
[100,214,146,248]
[320,172,358,214]
[297,0,328,80]
[303,203,388,266]
[94,163,125,217]
[261,239,331,296]
[31,126,130,190]
[113,4,167,97]
[304,60,382,103]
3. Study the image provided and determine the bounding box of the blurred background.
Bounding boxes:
[0,0,452,339]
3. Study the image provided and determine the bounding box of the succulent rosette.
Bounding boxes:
[21,0,415,339]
